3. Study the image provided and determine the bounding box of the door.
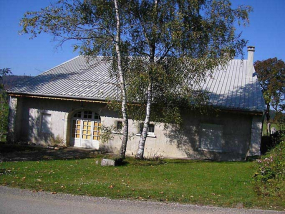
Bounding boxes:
[71,110,101,149]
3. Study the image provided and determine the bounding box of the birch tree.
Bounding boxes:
[20,0,129,159]
[21,0,252,159]
[121,0,252,159]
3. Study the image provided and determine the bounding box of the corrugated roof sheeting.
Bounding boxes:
[8,56,265,112]
[9,56,118,100]
[201,60,265,112]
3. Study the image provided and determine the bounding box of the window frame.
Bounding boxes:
[71,110,101,141]
[116,121,123,131]
[136,123,156,138]
[199,123,224,152]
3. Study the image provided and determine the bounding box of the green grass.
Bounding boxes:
[0,157,284,210]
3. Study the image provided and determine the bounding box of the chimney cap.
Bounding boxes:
[247,46,255,52]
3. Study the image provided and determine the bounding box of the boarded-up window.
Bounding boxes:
[41,113,51,133]
[200,124,223,151]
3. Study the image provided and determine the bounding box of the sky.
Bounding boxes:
[0,0,285,76]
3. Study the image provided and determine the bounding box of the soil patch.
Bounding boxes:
[0,143,101,162]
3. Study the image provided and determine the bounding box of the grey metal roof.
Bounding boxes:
[8,56,265,112]
[8,56,119,100]
[201,59,265,112]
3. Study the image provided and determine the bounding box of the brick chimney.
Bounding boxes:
[247,46,255,77]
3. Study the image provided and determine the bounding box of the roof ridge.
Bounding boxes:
[39,55,81,76]
[7,56,81,92]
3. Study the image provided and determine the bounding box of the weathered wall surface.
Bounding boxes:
[10,96,262,161]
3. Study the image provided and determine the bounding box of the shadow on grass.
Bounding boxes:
[0,142,103,162]
[0,143,254,166]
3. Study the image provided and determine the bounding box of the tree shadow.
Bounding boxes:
[166,82,265,161]
[0,143,102,162]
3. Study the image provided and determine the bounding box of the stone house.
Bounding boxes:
[7,46,265,161]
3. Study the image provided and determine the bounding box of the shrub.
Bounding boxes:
[49,135,65,147]
[254,134,285,198]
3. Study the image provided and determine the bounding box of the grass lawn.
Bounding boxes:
[0,157,284,211]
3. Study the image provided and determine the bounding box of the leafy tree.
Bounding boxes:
[121,0,252,159]
[254,58,285,124]
[0,68,11,85]
[21,0,252,159]
[0,68,11,141]
[20,0,129,159]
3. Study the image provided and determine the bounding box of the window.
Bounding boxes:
[73,111,81,118]
[117,121,123,131]
[138,123,155,137]
[93,121,101,140]
[200,124,223,152]
[94,113,100,120]
[41,113,51,133]
[148,124,155,133]
[71,110,101,141]
[83,111,92,119]
[72,120,81,138]
[82,121,92,139]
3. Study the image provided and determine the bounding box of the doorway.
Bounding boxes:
[71,110,101,149]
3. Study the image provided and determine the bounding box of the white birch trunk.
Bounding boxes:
[136,80,152,159]
[114,0,128,159]
[136,0,158,159]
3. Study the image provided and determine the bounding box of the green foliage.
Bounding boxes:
[0,96,9,141]
[20,0,253,158]
[254,58,285,122]
[20,0,252,115]
[0,68,11,141]
[254,134,285,199]
[100,125,114,143]
[20,0,128,58]
[121,0,251,127]
[0,68,11,85]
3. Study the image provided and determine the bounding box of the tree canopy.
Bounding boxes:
[0,68,11,89]
[121,0,252,158]
[0,68,11,141]
[20,0,252,159]
[254,58,285,123]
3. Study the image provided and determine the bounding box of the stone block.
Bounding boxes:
[101,159,115,167]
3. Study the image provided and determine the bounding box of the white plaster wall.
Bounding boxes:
[248,116,263,156]
[13,97,261,160]
[28,108,68,145]
[7,97,18,143]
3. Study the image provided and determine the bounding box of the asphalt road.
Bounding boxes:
[0,186,283,214]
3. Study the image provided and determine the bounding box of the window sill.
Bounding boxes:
[112,131,123,135]
[136,133,156,138]
[198,148,223,153]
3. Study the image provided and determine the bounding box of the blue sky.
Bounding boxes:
[0,0,285,76]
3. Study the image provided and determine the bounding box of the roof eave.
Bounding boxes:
[212,105,264,116]
[8,92,111,104]
[8,92,264,116]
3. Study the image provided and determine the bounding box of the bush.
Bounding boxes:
[254,134,285,198]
